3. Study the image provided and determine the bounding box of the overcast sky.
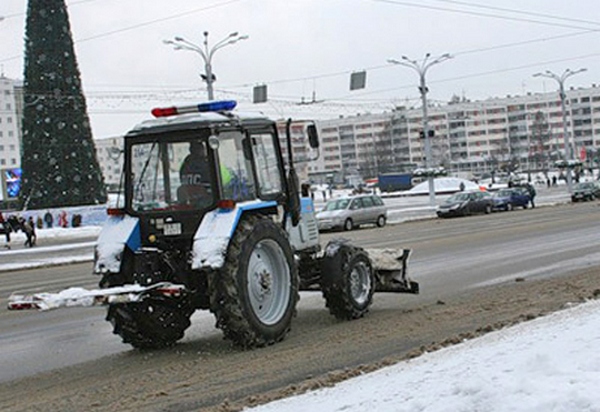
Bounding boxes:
[2,0,599,139]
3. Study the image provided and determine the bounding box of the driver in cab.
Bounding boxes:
[178,140,212,205]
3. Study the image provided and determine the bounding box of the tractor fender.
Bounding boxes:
[192,200,278,270]
[93,215,141,274]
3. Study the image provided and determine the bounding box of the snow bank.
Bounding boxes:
[247,299,600,412]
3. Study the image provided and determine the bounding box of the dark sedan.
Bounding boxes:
[492,187,531,211]
[437,190,493,218]
[571,181,600,202]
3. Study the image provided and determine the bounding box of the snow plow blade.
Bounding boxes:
[366,248,419,294]
[7,282,186,311]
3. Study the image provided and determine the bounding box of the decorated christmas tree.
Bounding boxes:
[21,0,106,209]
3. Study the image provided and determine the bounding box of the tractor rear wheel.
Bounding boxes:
[321,241,375,320]
[106,296,193,349]
[102,250,193,349]
[209,215,298,348]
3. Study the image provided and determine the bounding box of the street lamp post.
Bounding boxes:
[388,53,452,207]
[533,68,586,193]
[164,31,248,100]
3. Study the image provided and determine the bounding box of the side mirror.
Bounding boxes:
[306,124,319,149]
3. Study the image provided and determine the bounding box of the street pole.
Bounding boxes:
[164,31,248,101]
[388,53,452,207]
[533,68,586,193]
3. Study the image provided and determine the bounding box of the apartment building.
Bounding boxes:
[94,136,124,190]
[310,85,600,183]
[5,72,600,197]
[0,76,22,201]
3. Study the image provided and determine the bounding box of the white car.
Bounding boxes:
[316,194,388,231]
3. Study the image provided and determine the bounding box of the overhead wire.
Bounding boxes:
[369,0,600,31]
[5,0,599,115]
[0,0,247,64]
[430,0,600,28]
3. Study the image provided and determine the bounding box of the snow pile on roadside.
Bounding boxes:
[246,299,600,412]
[407,177,480,195]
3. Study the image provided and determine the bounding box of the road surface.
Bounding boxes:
[0,200,598,411]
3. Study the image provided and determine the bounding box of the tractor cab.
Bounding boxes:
[119,100,288,247]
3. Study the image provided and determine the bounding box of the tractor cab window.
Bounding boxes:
[130,139,215,212]
[217,131,257,201]
[249,132,283,197]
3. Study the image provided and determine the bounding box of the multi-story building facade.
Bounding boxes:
[94,136,124,190]
[5,72,600,196]
[311,85,600,183]
[0,75,23,201]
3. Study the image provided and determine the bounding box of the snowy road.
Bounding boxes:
[0,201,597,387]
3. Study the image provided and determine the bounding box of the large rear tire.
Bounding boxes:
[321,241,375,320]
[209,215,298,349]
[101,249,193,349]
[106,297,193,349]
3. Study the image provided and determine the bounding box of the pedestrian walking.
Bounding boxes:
[526,183,537,208]
[0,212,11,249]
[22,217,35,247]
[28,217,37,246]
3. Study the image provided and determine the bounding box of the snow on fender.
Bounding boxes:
[192,200,278,270]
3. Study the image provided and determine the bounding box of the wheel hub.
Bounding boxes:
[349,261,371,305]
[254,269,273,297]
[246,240,291,325]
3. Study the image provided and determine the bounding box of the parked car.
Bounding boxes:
[492,187,531,211]
[316,194,388,231]
[437,190,493,218]
[571,181,600,202]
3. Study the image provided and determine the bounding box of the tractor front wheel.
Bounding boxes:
[321,241,375,320]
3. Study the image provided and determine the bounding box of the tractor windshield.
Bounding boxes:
[129,139,216,212]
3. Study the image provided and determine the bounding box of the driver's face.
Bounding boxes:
[190,142,205,156]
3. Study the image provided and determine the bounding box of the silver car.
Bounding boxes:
[316,194,388,231]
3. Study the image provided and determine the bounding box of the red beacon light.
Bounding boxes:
[151,100,237,118]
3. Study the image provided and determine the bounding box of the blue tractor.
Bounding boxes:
[11,101,418,349]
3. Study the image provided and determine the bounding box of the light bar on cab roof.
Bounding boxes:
[151,100,237,118]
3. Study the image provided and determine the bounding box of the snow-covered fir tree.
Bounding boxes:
[21,0,106,209]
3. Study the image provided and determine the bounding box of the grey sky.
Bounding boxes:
[1,0,599,138]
